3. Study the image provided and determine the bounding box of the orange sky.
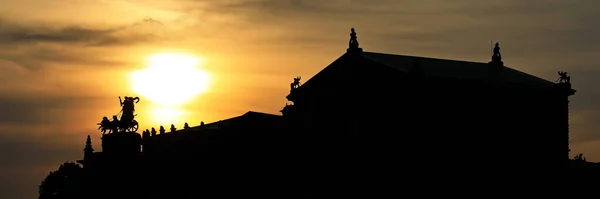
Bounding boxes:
[2,0,600,198]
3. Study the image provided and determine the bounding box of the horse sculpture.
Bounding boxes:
[97,116,112,135]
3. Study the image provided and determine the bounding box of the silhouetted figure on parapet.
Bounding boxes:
[151,127,157,136]
[143,129,150,139]
[200,121,205,127]
[184,123,190,130]
[170,124,176,132]
[574,153,586,162]
[159,126,165,134]
[557,71,570,83]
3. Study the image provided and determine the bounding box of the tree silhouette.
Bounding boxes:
[38,162,83,199]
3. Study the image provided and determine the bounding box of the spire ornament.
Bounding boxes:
[83,135,94,160]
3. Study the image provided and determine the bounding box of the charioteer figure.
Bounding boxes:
[119,96,140,121]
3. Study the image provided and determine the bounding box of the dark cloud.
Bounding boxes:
[0,46,127,70]
[0,97,68,125]
[213,0,398,16]
[0,18,167,70]
[0,18,163,47]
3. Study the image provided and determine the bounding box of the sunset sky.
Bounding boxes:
[1,0,600,198]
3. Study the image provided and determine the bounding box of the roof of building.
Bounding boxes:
[361,51,556,88]
[293,51,559,97]
[152,111,283,138]
[187,111,283,131]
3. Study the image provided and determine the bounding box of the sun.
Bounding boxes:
[129,53,211,106]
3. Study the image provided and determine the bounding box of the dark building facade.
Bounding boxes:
[70,29,576,198]
[284,40,575,169]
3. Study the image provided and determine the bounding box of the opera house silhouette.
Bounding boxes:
[42,29,583,199]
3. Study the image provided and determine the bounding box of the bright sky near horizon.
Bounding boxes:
[1,1,600,198]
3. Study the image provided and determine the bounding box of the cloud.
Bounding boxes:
[0,17,174,70]
[0,18,164,47]
[0,46,128,70]
[0,93,112,128]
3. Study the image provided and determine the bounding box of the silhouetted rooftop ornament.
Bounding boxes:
[82,135,94,164]
[151,127,157,136]
[142,129,150,139]
[347,28,363,53]
[159,126,165,134]
[489,42,503,66]
[574,153,586,162]
[170,124,176,132]
[184,123,190,130]
[85,135,93,153]
[290,76,302,91]
[557,71,571,84]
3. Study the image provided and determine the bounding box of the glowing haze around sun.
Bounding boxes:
[129,53,210,125]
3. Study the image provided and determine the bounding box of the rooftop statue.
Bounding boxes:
[557,71,571,84]
[491,42,502,63]
[97,96,140,134]
[290,76,302,91]
[349,28,359,49]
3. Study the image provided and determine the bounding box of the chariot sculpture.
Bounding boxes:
[98,96,140,134]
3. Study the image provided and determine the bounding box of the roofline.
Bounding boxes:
[363,51,556,85]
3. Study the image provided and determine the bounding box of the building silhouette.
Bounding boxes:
[64,29,579,198]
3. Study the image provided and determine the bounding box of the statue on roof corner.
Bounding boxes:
[290,76,301,91]
[492,42,502,62]
[557,71,570,83]
[349,28,359,49]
